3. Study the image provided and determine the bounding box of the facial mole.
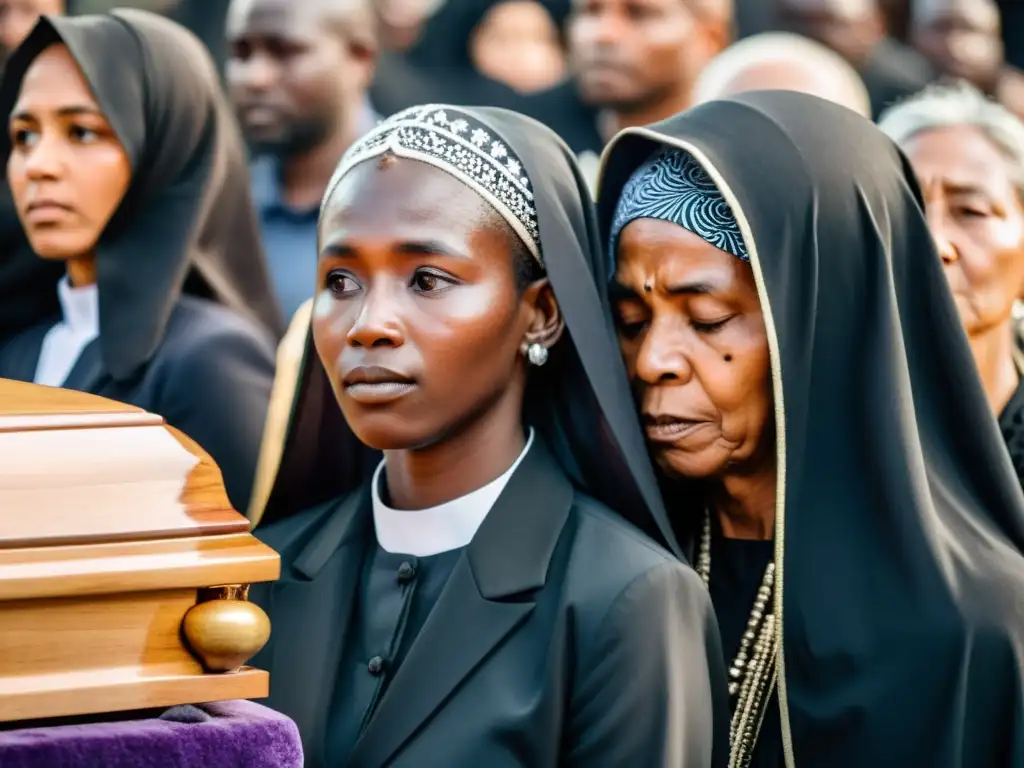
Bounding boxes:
[724,354,733,362]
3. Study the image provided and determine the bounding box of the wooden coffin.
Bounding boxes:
[0,379,280,722]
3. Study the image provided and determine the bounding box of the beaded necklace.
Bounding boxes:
[696,510,777,768]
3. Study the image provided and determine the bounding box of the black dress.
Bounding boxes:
[707,529,782,768]
[598,93,1024,765]
[998,376,1024,485]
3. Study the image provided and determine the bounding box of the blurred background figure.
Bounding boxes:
[469,0,565,93]
[694,31,872,116]
[879,82,1024,481]
[0,0,64,66]
[523,0,731,158]
[374,0,447,50]
[907,0,1024,116]
[371,0,563,115]
[225,0,377,320]
[774,0,934,117]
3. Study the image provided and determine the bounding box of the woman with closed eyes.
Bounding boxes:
[599,91,1024,766]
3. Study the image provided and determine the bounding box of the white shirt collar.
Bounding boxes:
[33,276,100,387]
[371,429,535,557]
[57,275,99,338]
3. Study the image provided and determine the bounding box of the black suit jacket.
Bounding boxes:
[0,295,275,512]
[251,441,729,767]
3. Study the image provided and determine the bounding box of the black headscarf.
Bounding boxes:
[597,91,1024,766]
[254,105,681,563]
[0,10,284,380]
[371,0,535,115]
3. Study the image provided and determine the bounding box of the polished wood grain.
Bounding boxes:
[0,378,146,415]
[0,585,268,721]
[0,533,279,601]
[0,380,251,549]
[0,379,281,722]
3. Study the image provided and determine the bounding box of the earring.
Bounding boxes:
[526,342,549,367]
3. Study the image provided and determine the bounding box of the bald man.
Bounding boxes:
[694,32,872,117]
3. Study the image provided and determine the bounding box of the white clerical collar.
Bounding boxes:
[57,275,99,338]
[372,429,535,557]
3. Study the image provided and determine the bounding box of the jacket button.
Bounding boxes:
[367,656,385,676]
[397,561,416,583]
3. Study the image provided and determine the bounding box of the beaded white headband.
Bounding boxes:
[321,104,542,264]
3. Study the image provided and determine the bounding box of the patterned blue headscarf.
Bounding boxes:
[608,148,748,267]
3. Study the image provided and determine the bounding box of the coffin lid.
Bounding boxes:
[0,378,250,549]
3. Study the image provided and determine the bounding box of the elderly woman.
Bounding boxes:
[598,91,1024,766]
[879,82,1024,481]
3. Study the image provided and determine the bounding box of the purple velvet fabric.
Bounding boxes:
[0,700,303,767]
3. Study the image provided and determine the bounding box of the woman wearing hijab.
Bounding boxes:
[247,103,729,768]
[370,0,544,115]
[0,10,285,513]
[597,91,1024,767]
[879,82,1024,485]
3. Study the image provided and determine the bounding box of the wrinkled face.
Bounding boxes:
[910,0,1002,90]
[470,1,565,94]
[226,0,371,157]
[613,218,772,479]
[7,43,131,261]
[903,125,1024,338]
[0,0,63,61]
[314,157,544,451]
[568,0,713,110]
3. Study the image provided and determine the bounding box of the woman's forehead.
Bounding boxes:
[317,160,514,257]
[13,44,94,112]
[322,160,492,227]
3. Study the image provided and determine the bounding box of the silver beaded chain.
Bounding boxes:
[697,510,778,768]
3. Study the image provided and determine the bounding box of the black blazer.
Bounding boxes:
[251,441,728,767]
[0,295,275,512]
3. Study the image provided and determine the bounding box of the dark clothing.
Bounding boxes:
[327,542,461,762]
[521,80,604,156]
[708,531,781,768]
[369,0,531,116]
[0,10,284,376]
[598,91,1024,765]
[252,441,725,768]
[999,376,1024,486]
[859,37,937,118]
[0,296,274,512]
[252,105,729,766]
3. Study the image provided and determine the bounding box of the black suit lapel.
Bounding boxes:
[61,338,109,394]
[265,491,371,766]
[347,440,575,767]
[0,322,50,381]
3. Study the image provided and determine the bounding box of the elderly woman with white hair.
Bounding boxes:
[880,82,1024,482]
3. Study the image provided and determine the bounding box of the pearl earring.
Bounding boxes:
[526,342,549,367]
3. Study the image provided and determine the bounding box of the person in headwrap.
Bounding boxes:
[247,104,729,768]
[0,10,285,513]
[598,91,1024,767]
[369,0,539,115]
